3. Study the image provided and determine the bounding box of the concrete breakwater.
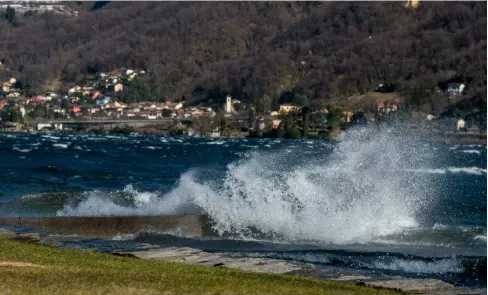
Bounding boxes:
[0,215,214,239]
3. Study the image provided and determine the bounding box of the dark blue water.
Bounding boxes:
[0,129,485,287]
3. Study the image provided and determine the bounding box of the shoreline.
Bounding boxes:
[0,224,485,295]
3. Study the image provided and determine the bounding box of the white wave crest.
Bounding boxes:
[474,235,487,242]
[42,135,60,140]
[432,223,447,229]
[53,143,69,149]
[404,167,487,175]
[56,185,195,217]
[13,147,32,153]
[461,150,481,155]
[372,258,464,273]
[112,234,136,241]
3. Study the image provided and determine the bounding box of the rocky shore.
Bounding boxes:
[0,227,485,295]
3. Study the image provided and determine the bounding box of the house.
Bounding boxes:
[53,107,65,114]
[404,0,419,8]
[446,83,465,96]
[175,102,184,110]
[92,91,101,99]
[343,111,353,123]
[311,108,328,115]
[270,111,279,116]
[6,92,20,98]
[254,117,266,131]
[2,83,10,92]
[457,119,466,131]
[272,119,281,129]
[68,86,81,94]
[114,83,123,92]
[96,97,110,105]
[279,104,299,114]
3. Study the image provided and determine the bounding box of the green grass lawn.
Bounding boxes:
[0,239,399,295]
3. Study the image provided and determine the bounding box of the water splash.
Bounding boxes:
[57,125,438,244]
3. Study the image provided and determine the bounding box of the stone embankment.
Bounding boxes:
[0,220,486,295]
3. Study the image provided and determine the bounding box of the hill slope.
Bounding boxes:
[0,1,485,115]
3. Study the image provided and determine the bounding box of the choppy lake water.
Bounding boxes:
[0,127,486,287]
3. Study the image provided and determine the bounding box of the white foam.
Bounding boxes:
[404,167,487,175]
[432,223,447,229]
[447,167,486,175]
[56,185,189,217]
[474,235,487,242]
[42,135,60,140]
[371,257,464,273]
[206,140,225,145]
[53,143,69,149]
[13,147,32,153]
[461,150,481,155]
[112,234,136,241]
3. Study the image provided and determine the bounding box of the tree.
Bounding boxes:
[286,127,301,139]
[302,106,310,137]
[1,110,10,122]
[327,108,343,129]
[10,110,21,122]
[5,6,15,24]
[192,116,213,135]
[162,109,173,117]
[61,99,70,110]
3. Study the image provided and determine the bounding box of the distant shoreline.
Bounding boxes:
[1,128,486,145]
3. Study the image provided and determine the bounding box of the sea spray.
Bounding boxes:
[183,125,437,243]
[56,124,438,244]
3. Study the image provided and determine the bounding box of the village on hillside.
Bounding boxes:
[0,66,484,140]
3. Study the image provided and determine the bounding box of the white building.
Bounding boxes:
[457,119,466,131]
[175,102,184,110]
[225,95,233,113]
[68,86,81,94]
[446,83,465,96]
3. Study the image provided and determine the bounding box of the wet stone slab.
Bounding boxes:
[362,279,455,293]
[122,247,304,274]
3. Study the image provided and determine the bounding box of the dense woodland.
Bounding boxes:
[0,1,486,117]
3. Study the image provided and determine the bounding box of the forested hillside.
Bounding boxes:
[0,1,485,115]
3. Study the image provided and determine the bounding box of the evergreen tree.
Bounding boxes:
[5,6,15,24]
[302,106,310,138]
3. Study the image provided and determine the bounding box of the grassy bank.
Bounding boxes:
[0,239,398,295]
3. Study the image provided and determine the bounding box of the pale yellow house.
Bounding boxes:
[114,83,124,92]
[279,104,299,114]
[2,83,11,92]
